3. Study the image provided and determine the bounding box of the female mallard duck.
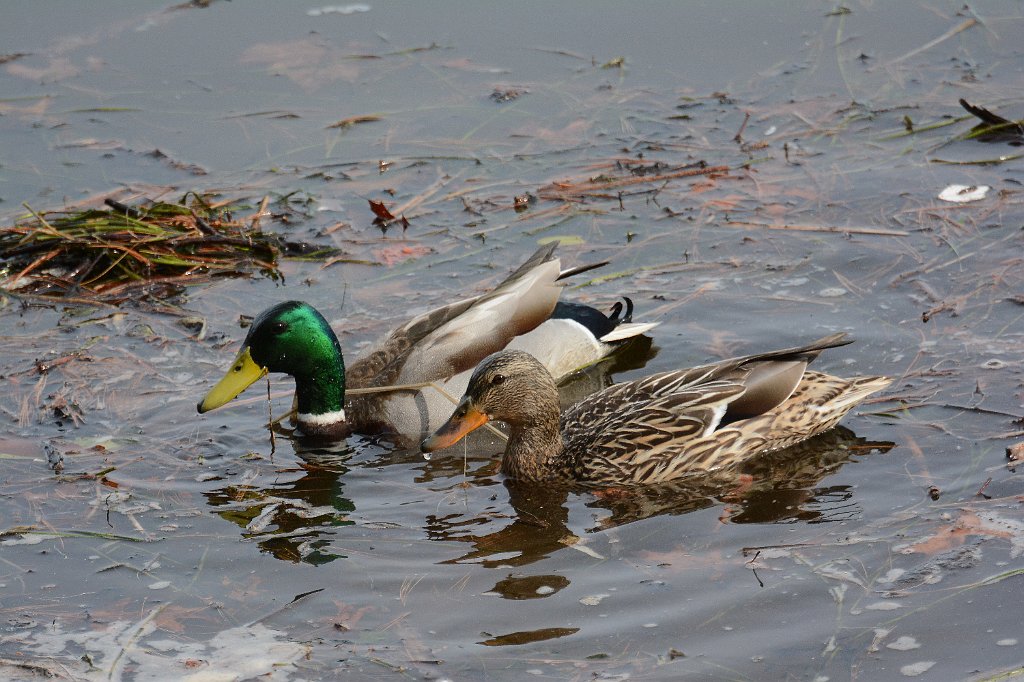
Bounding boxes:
[197,244,656,440]
[420,334,891,484]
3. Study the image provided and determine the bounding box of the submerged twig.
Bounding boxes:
[247,587,326,627]
[539,164,730,200]
[107,603,170,680]
[879,18,977,70]
[724,221,909,237]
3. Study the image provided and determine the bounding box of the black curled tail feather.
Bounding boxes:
[607,297,634,324]
[552,296,636,340]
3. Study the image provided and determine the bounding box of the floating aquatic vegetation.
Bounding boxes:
[0,194,338,305]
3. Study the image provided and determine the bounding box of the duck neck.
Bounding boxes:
[293,351,347,434]
[501,397,566,481]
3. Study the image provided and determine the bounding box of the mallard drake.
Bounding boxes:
[420,334,891,484]
[196,244,657,440]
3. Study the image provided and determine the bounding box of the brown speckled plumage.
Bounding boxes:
[422,333,891,484]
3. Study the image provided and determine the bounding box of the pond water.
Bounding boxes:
[2,2,1022,680]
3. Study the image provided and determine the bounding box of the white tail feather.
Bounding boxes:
[599,321,660,343]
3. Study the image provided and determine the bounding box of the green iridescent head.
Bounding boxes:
[197,301,347,422]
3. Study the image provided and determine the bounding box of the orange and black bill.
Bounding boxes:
[421,399,489,452]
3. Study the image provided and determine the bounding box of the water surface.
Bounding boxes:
[2,2,1022,680]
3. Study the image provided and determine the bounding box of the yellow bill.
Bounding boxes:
[197,346,268,413]
[421,401,489,452]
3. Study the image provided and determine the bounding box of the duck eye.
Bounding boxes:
[491,373,506,386]
[269,322,288,335]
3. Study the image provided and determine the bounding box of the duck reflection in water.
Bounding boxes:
[423,425,894,573]
[198,423,890,569]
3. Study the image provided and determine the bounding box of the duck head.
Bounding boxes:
[197,301,348,436]
[421,350,559,453]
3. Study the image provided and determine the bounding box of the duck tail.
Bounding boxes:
[598,297,659,342]
[599,321,660,343]
[740,332,854,365]
[508,242,608,284]
[556,258,609,281]
[827,375,893,412]
[551,297,659,345]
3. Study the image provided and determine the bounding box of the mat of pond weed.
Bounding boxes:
[1,3,1022,681]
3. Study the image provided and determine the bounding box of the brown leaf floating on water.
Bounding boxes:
[368,199,396,221]
[368,199,410,232]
